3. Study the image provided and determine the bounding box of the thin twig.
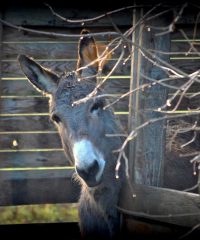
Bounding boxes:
[179,29,200,56]
[115,112,200,165]
[45,4,136,24]
[0,18,120,38]
[179,223,200,239]
[155,3,188,36]
[181,131,197,148]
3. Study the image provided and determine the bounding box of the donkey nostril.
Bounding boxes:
[88,160,99,175]
[76,160,99,180]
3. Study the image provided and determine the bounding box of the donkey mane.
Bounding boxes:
[18,29,125,239]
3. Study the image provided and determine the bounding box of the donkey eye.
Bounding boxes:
[90,100,104,113]
[51,114,61,123]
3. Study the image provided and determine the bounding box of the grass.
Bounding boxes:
[0,203,78,224]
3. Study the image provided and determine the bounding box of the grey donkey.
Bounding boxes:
[18,30,125,239]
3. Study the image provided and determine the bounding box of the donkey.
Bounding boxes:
[18,30,125,239]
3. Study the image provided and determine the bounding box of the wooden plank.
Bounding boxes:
[2,59,131,77]
[1,78,130,96]
[0,97,49,114]
[0,132,62,150]
[170,58,200,74]
[129,13,170,186]
[171,42,200,56]
[173,10,200,25]
[2,40,129,60]
[104,78,130,94]
[0,12,3,116]
[0,115,56,131]
[117,114,128,132]
[3,42,79,60]
[167,93,200,110]
[0,151,70,168]
[1,79,41,96]
[2,27,81,42]
[0,168,80,206]
[128,9,141,178]
[2,60,76,77]
[119,183,200,228]
[0,114,127,131]
[0,97,128,115]
[171,27,200,40]
[2,26,128,42]
[164,151,198,192]
[4,7,132,27]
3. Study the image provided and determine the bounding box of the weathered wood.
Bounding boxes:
[130,13,170,186]
[4,7,132,27]
[170,58,200,74]
[0,151,70,168]
[0,114,127,131]
[173,10,200,25]
[1,79,41,96]
[0,115,56,131]
[128,9,142,178]
[117,114,128,132]
[198,174,200,194]
[171,42,200,56]
[2,40,129,60]
[0,168,80,206]
[164,151,198,192]
[0,12,3,115]
[4,24,198,45]
[0,97,49,114]
[2,60,76,76]
[0,7,131,210]
[119,183,200,228]
[0,132,62,150]
[171,27,200,40]
[1,78,130,96]
[0,96,128,115]
[2,26,128,42]
[167,92,200,110]
[3,42,80,59]
[2,59,131,77]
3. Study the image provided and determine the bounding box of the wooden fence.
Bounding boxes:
[0,3,200,236]
[0,6,131,205]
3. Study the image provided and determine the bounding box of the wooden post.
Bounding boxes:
[0,11,2,109]
[128,8,143,178]
[128,9,170,187]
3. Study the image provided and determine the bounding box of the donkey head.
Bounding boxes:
[18,30,122,188]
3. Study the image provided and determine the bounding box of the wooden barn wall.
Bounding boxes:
[1,5,200,208]
[164,25,200,192]
[0,7,132,206]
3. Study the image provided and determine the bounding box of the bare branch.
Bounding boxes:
[115,112,200,168]
[181,131,197,148]
[179,29,200,56]
[45,3,136,24]
[0,18,120,38]
[179,222,200,239]
[155,3,188,36]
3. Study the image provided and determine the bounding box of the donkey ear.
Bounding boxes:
[77,29,98,77]
[18,55,59,94]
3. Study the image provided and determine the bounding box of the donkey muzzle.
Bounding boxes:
[73,139,105,187]
[76,160,101,187]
